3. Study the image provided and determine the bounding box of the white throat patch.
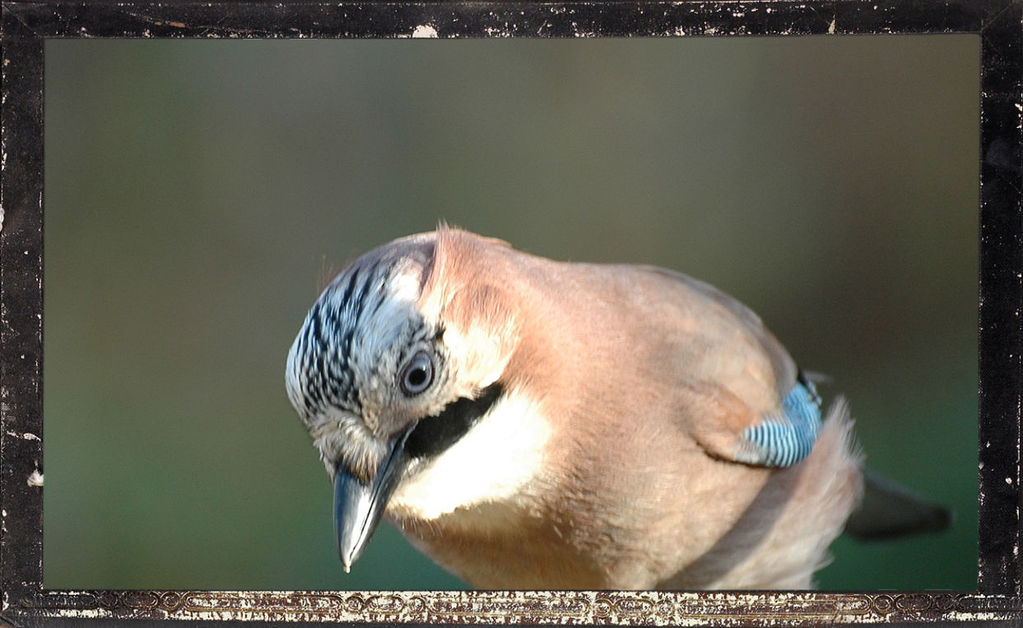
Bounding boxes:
[387,389,551,522]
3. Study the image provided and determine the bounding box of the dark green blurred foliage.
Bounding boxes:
[43,36,977,590]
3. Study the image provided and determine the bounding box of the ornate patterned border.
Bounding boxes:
[12,590,1023,624]
[2,0,1022,625]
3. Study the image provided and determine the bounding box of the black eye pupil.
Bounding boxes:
[407,367,427,387]
[401,351,433,395]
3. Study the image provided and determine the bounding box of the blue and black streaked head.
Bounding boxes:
[285,228,523,571]
[286,234,448,481]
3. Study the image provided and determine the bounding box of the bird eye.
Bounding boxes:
[400,350,434,396]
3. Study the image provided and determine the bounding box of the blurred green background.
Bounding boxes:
[43,36,978,591]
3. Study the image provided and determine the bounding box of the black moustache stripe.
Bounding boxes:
[404,383,504,459]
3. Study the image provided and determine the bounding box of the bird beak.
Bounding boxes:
[333,427,412,573]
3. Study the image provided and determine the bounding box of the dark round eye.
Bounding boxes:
[400,350,434,396]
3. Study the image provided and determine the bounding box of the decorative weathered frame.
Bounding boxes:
[1,0,1020,625]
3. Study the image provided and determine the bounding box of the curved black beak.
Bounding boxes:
[333,427,412,572]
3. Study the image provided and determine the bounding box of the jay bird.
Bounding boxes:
[285,226,950,589]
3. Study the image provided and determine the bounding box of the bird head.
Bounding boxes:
[285,228,523,572]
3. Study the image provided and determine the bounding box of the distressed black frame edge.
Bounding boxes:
[1,0,1019,624]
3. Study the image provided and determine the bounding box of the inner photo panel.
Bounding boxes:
[43,36,978,590]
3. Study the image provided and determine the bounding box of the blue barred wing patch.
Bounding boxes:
[739,375,822,467]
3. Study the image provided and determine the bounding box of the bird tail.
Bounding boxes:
[844,469,953,541]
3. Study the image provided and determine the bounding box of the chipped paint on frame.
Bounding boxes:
[2,0,1022,625]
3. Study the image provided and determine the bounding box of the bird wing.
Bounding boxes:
[732,374,823,466]
[636,266,823,468]
[676,370,824,469]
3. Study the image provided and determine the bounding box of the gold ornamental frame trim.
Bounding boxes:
[13,590,1021,624]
